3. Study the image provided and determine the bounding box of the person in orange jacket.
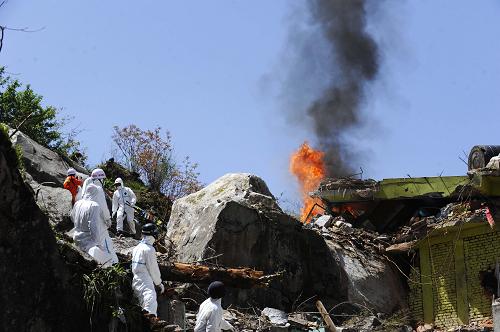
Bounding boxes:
[64,168,83,205]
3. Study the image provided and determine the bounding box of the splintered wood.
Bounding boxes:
[157,256,281,289]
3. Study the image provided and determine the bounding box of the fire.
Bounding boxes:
[290,142,326,223]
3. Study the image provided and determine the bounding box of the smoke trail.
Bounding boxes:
[286,0,380,177]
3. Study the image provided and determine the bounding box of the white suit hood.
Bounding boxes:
[81,179,111,223]
[114,177,124,187]
[83,183,100,202]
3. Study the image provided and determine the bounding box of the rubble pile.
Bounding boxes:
[391,201,500,246]
[308,215,388,256]
[316,178,378,199]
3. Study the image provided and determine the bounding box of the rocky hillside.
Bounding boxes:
[0,126,90,331]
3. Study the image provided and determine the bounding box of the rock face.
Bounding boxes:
[326,240,407,314]
[9,129,88,230]
[10,128,87,186]
[0,129,90,331]
[167,173,347,310]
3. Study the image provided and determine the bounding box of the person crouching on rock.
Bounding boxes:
[131,223,166,317]
[194,281,234,332]
[63,168,82,205]
[71,183,118,267]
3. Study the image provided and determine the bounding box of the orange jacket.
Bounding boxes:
[63,175,83,204]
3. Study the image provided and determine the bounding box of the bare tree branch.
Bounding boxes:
[2,26,45,33]
[0,26,4,53]
[0,0,45,53]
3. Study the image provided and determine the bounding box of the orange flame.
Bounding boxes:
[290,142,326,223]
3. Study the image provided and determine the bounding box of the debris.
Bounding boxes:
[485,205,495,228]
[385,241,417,254]
[261,307,289,327]
[334,219,353,228]
[416,323,434,332]
[315,214,334,228]
[288,313,319,329]
[316,300,338,332]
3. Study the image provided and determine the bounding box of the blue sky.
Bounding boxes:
[2,1,500,208]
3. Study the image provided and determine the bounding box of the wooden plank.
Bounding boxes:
[420,243,434,324]
[386,240,417,253]
[315,300,337,332]
[454,239,469,325]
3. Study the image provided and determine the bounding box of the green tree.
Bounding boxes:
[0,67,86,162]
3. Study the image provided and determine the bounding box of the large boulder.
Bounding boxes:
[8,128,88,228]
[326,240,408,314]
[166,173,347,311]
[0,128,90,331]
[23,172,73,229]
[9,128,88,186]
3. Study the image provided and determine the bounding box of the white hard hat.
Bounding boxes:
[114,177,124,186]
[67,168,76,176]
[91,168,106,180]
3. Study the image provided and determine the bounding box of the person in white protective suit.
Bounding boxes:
[112,177,137,236]
[71,184,118,267]
[80,168,112,227]
[194,281,234,332]
[131,223,165,316]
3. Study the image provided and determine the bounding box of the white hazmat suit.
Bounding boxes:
[194,298,234,332]
[81,175,111,226]
[131,235,164,315]
[71,184,118,267]
[112,178,137,234]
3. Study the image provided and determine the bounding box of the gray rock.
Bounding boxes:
[0,130,90,331]
[166,173,346,310]
[7,129,91,228]
[28,175,73,229]
[112,236,140,258]
[327,239,408,314]
[9,128,88,186]
[262,307,288,326]
[359,315,381,331]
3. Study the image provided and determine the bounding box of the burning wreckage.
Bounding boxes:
[302,145,500,331]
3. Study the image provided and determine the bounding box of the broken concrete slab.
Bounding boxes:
[315,214,334,228]
[261,307,288,326]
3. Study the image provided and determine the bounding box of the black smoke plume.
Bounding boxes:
[289,0,380,177]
